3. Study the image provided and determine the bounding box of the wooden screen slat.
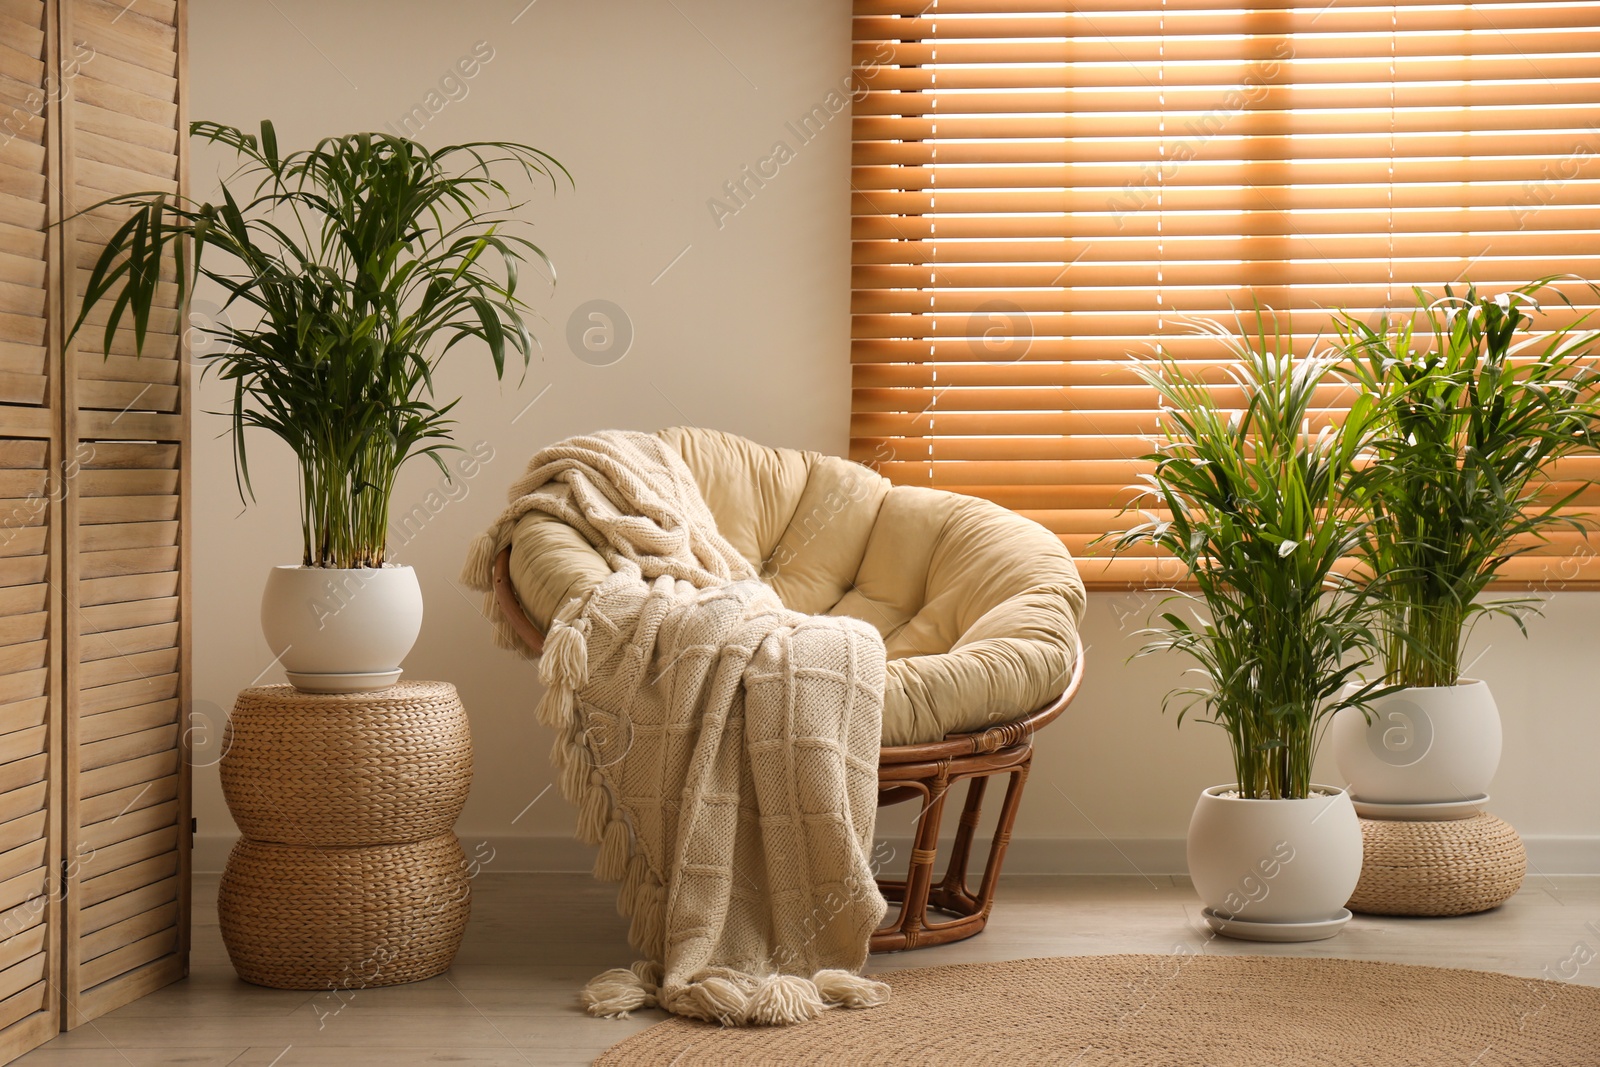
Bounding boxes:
[0,865,46,915]
[79,875,176,936]
[0,952,44,1005]
[76,674,178,717]
[77,926,175,990]
[78,900,176,962]
[77,596,179,635]
[0,923,44,979]
[0,617,45,647]
[75,852,173,910]
[0,812,45,858]
[851,0,1600,588]
[75,769,175,823]
[0,728,46,769]
[0,834,44,886]
[77,798,178,852]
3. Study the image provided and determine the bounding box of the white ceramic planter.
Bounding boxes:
[1331,680,1501,805]
[1187,784,1363,940]
[260,564,423,693]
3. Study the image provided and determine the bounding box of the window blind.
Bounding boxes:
[850,0,1600,587]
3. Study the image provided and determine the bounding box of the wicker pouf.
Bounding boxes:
[1346,813,1526,917]
[219,681,474,989]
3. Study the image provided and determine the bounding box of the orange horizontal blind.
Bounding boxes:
[850,0,1600,588]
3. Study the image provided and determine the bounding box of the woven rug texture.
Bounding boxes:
[596,953,1600,1066]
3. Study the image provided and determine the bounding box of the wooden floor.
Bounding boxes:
[16,871,1600,1066]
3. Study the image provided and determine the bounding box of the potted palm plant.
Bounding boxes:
[1330,281,1600,811]
[70,120,566,692]
[1110,315,1387,941]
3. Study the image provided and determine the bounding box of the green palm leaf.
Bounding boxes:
[1103,311,1394,800]
[1338,279,1600,687]
[64,120,568,568]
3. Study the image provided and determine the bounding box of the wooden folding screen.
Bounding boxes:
[0,0,189,1057]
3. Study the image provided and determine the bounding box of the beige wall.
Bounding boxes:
[186,0,1600,875]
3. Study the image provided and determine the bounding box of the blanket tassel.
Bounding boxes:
[535,684,575,731]
[618,854,648,915]
[626,882,667,960]
[556,736,589,804]
[813,969,892,1009]
[594,817,630,881]
[576,776,609,845]
[460,531,499,588]
[539,617,590,689]
[582,960,663,1019]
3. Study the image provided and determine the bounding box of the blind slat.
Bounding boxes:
[856,33,1600,66]
[855,7,1600,37]
[852,157,1600,190]
[855,81,1600,114]
[854,182,1600,214]
[851,305,1598,338]
[851,288,1600,314]
[864,54,1600,91]
[851,262,1600,291]
[854,132,1600,166]
[852,209,1594,241]
[856,108,1600,141]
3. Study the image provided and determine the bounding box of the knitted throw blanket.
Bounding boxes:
[461,432,890,1025]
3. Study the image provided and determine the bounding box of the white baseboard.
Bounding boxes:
[193,833,1600,877]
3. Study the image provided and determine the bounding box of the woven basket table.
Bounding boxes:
[218,681,474,989]
[1346,812,1526,917]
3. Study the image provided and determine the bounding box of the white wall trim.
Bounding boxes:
[193,833,1600,878]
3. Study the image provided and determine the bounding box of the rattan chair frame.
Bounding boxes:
[490,546,1084,952]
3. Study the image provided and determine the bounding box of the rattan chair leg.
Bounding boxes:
[872,772,954,952]
[902,773,952,949]
[878,754,1036,953]
[970,757,1032,916]
[934,775,990,912]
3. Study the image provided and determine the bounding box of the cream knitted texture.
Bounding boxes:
[459,430,754,654]
[462,431,890,1026]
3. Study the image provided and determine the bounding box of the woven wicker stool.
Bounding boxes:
[1347,813,1526,917]
[219,681,474,988]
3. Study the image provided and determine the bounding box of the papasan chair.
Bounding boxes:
[492,427,1086,951]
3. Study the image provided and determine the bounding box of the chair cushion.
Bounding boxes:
[508,427,1085,745]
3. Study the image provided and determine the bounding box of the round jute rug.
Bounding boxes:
[595,955,1600,1066]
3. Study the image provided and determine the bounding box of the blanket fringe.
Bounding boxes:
[576,776,609,844]
[626,881,667,960]
[813,969,892,1009]
[623,968,888,1026]
[535,684,575,731]
[581,960,663,1019]
[618,853,648,913]
[460,531,541,660]
[539,617,590,689]
[594,817,630,881]
[556,736,588,804]
[540,670,669,965]
[460,531,499,590]
[479,589,533,657]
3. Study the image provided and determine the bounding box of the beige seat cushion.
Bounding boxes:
[508,427,1085,746]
